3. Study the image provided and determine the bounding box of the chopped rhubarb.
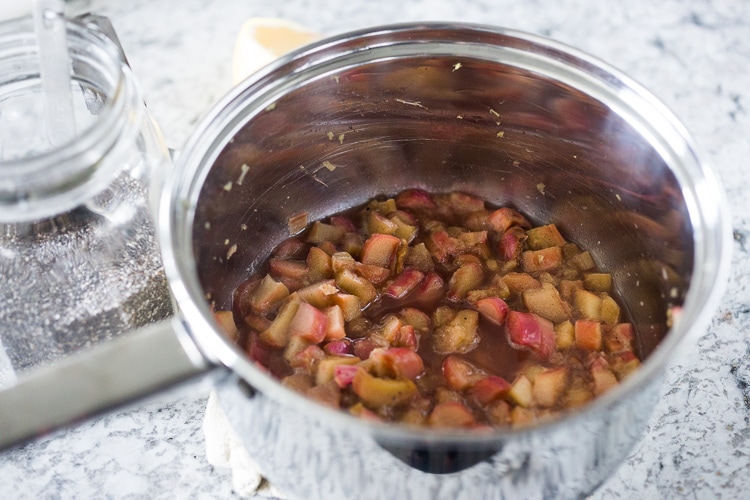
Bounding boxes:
[474,296,509,326]
[289,345,326,373]
[427,401,476,428]
[413,272,445,307]
[521,246,563,273]
[324,339,353,356]
[499,226,527,261]
[352,370,417,408]
[532,367,568,407]
[447,262,484,301]
[248,274,290,314]
[306,220,346,244]
[487,207,530,233]
[271,237,307,259]
[260,296,301,348]
[370,347,425,380]
[502,272,542,295]
[424,230,464,263]
[213,310,239,342]
[399,307,431,332]
[366,211,399,236]
[329,215,357,232]
[331,292,361,321]
[442,355,487,390]
[333,364,362,388]
[316,356,361,385]
[590,358,619,395]
[433,309,480,354]
[505,311,556,360]
[600,294,621,326]
[574,288,602,321]
[306,246,334,282]
[335,268,377,306]
[575,319,603,351]
[522,282,570,323]
[295,280,338,309]
[288,302,328,343]
[554,320,575,349]
[360,233,401,268]
[384,268,425,299]
[354,263,391,285]
[525,224,566,249]
[507,374,534,408]
[605,323,635,353]
[609,350,641,379]
[468,376,512,405]
[268,258,308,291]
[323,305,346,340]
[394,325,418,349]
[583,272,612,292]
[404,242,435,272]
[395,188,437,211]
[232,189,641,429]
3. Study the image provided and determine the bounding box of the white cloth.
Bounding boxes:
[203,390,286,498]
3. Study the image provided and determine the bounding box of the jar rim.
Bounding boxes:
[0,16,139,222]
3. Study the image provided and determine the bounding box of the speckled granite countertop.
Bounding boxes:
[1,0,748,498]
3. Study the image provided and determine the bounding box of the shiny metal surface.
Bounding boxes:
[160,23,730,499]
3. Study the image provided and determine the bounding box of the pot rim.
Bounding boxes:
[160,21,732,444]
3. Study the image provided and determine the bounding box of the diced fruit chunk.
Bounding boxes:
[522,282,569,323]
[507,374,534,408]
[288,302,328,343]
[384,269,425,299]
[360,233,401,268]
[468,376,512,405]
[428,402,476,427]
[442,355,487,390]
[352,370,417,408]
[260,296,301,347]
[532,367,568,407]
[522,246,563,273]
[474,297,509,325]
[505,311,555,360]
[370,348,425,380]
[433,309,480,354]
[248,274,289,314]
[574,319,603,351]
[526,224,566,249]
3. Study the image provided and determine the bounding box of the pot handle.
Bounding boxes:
[0,317,209,450]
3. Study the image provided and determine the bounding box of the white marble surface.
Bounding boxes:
[1,0,749,498]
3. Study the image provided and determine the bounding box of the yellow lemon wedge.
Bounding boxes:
[232,17,319,84]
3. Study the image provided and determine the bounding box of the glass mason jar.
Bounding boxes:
[0,15,172,382]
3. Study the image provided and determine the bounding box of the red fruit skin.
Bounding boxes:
[413,272,445,307]
[499,226,527,261]
[288,302,328,343]
[487,207,530,233]
[396,188,438,210]
[334,364,361,388]
[381,347,425,380]
[468,376,512,405]
[360,234,402,268]
[324,339,353,356]
[505,311,555,360]
[475,297,510,326]
[442,355,486,391]
[384,269,425,299]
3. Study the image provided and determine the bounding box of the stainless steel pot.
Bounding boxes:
[0,23,731,499]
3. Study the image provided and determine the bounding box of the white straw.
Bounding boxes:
[33,0,76,147]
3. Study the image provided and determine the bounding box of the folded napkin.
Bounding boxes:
[203,390,286,499]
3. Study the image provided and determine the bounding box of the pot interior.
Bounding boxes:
[191,32,693,365]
